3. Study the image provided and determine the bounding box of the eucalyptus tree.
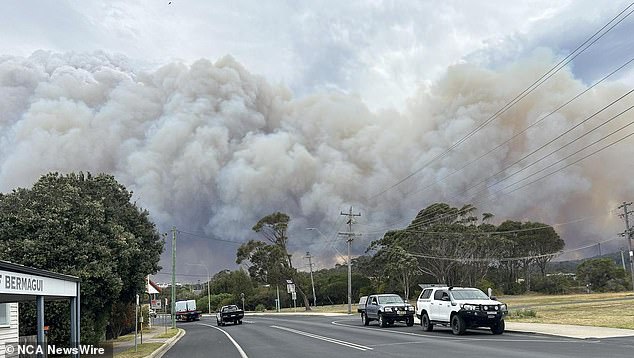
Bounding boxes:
[236,212,312,310]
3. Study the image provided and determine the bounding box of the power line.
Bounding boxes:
[406,237,622,263]
[481,127,634,201]
[366,83,634,235]
[379,93,634,234]
[403,57,634,200]
[370,2,634,199]
[176,229,246,245]
[360,210,617,236]
[414,128,634,231]
[460,90,634,199]
[153,272,210,278]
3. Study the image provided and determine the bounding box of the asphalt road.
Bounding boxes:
[163,314,634,358]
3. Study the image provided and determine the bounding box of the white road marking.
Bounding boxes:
[330,319,592,344]
[270,325,373,351]
[198,323,249,358]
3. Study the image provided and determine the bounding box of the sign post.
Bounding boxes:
[165,298,168,333]
[134,294,139,352]
[286,280,296,312]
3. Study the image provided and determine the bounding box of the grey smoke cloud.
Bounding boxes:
[1,50,632,279]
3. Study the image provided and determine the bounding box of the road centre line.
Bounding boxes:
[270,325,373,351]
[198,323,249,358]
[330,320,589,344]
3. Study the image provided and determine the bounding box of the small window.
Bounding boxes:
[0,304,10,326]
[421,289,432,299]
[433,290,446,300]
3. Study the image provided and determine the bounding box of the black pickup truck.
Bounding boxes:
[216,305,244,326]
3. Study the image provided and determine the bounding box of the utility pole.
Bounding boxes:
[304,252,317,307]
[171,226,177,329]
[339,206,361,315]
[621,249,627,271]
[618,202,634,293]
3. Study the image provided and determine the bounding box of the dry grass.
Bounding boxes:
[500,292,634,307]
[491,292,634,329]
[506,300,634,329]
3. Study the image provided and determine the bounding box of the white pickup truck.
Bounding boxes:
[416,286,507,335]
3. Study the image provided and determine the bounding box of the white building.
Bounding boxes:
[0,261,81,358]
[0,303,18,358]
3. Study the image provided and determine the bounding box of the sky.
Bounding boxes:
[1,0,634,281]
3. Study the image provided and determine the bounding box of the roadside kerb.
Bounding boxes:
[504,322,634,339]
[146,328,186,358]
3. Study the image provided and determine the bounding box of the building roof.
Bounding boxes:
[147,279,162,294]
[0,260,80,282]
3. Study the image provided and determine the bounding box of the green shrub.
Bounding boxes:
[510,308,537,318]
[255,304,266,312]
[531,275,574,294]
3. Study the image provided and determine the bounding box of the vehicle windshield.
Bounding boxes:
[450,289,490,300]
[378,295,404,304]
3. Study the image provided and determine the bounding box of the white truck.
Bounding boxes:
[416,286,507,335]
[175,299,201,322]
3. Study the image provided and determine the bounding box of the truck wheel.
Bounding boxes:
[378,313,387,328]
[238,320,243,325]
[363,313,370,326]
[491,320,505,335]
[451,315,466,335]
[406,317,414,327]
[216,319,221,326]
[421,313,433,332]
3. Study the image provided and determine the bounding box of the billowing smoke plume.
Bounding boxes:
[1,50,633,278]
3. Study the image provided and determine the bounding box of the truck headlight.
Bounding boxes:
[500,304,507,311]
[461,304,477,311]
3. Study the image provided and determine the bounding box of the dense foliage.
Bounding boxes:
[0,172,163,343]
[368,203,565,296]
[236,212,312,310]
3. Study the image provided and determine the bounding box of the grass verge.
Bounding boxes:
[155,328,180,339]
[115,343,163,358]
[506,300,634,329]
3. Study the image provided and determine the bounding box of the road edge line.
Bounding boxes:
[199,323,249,358]
[270,325,373,351]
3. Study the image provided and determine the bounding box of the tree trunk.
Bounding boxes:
[295,284,312,311]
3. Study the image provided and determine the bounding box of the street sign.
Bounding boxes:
[151,299,162,309]
[291,292,297,300]
[287,284,295,293]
